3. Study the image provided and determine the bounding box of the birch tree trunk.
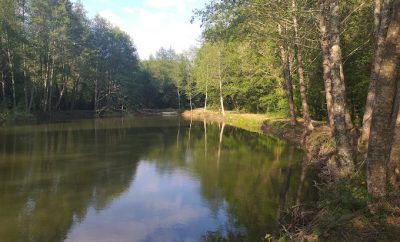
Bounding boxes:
[318,2,335,133]
[360,0,392,148]
[292,0,313,130]
[5,32,16,111]
[219,77,225,117]
[279,24,297,126]
[367,0,400,197]
[218,51,225,117]
[327,0,354,175]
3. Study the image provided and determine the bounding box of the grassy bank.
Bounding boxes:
[182,109,400,241]
[183,109,334,161]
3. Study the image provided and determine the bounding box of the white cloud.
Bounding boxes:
[94,0,205,59]
[98,10,126,29]
[145,0,187,13]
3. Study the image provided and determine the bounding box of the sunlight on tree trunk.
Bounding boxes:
[360,0,392,149]
[326,0,354,175]
[367,0,400,198]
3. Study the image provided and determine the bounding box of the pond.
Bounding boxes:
[0,116,315,242]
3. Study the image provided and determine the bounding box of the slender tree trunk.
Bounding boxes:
[360,0,392,147]
[56,76,68,109]
[48,43,55,112]
[43,49,50,112]
[292,0,313,130]
[177,88,181,111]
[22,44,28,110]
[389,85,400,190]
[319,2,335,133]
[219,77,225,117]
[28,86,34,111]
[367,1,400,198]
[70,76,79,110]
[218,53,225,117]
[5,32,16,111]
[189,91,193,112]
[0,71,5,105]
[283,47,297,126]
[327,0,354,175]
[21,0,29,111]
[204,78,208,111]
[94,79,98,112]
[278,24,297,125]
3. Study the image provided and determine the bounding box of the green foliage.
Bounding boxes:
[141,47,195,109]
[0,0,144,115]
[192,40,287,114]
[191,0,375,124]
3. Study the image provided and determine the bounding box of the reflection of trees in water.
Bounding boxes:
[0,118,169,241]
[144,122,317,241]
[0,118,317,241]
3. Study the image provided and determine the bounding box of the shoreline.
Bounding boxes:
[182,109,334,162]
[182,109,399,241]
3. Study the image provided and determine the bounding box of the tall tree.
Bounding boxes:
[366,0,400,197]
[359,0,392,148]
[325,0,354,175]
[318,1,335,133]
[292,0,313,130]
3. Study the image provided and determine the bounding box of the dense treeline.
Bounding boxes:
[0,0,146,114]
[178,0,398,199]
[141,47,196,110]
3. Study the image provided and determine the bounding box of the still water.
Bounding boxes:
[0,116,315,242]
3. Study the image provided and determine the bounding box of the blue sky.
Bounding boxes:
[77,0,208,59]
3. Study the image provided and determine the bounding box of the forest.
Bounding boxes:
[1,0,400,237]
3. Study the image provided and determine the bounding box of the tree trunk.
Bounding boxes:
[70,76,80,110]
[189,91,193,112]
[22,44,28,111]
[219,78,225,117]
[360,0,392,148]
[21,0,29,111]
[367,0,400,198]
[279,24,297,125]
[43,49,50,112]
[218,53,225,117]
[292,0,313,130]
[318,2,335,133]
[204,78,208,111]
[327,0,354,175]
[177,88,181,111]
[5,32,16,111]
[28,86,34,111]
[56,76,68,109]
[94,79,98,112]
[0,71,5,105]
[48,45,55,112]
[389,85,400,190]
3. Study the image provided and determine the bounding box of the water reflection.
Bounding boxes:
[0,117,315,242]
